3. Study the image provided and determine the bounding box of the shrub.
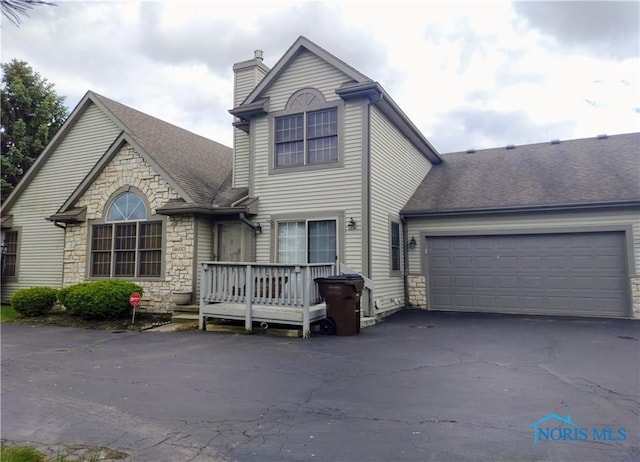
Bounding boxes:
[10,287,58,317]
[62,280,143,320]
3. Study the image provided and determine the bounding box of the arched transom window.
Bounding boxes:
[274,88,339,168]
[90,190,163,278]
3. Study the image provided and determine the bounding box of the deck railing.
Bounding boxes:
[200,262,336,337]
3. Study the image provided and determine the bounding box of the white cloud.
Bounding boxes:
[2,0,637,152]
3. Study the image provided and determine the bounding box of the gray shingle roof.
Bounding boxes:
[93,92,236,206]
[403,133,640,215]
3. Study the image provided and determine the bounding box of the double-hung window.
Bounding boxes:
[275,108,338,167]
[90,191,163,278]
[273,88,340,170]
[277,219,337,264]
[2,230,18,278]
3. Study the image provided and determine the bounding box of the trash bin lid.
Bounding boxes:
[315,274,364,283]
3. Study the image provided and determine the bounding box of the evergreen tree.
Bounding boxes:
[1,59,68,202]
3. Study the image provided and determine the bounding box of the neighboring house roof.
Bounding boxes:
[230,35,442,164]
[403,133,640,216]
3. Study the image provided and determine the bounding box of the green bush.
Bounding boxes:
[10,287,58,317]
[62,280,143,320]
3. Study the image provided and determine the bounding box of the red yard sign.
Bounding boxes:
[129,292,141,307]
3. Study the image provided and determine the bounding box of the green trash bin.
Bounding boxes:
[315,274,365,336]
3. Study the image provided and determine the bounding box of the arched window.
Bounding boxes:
[107,191,147,221]
[273,88,340,169]
[90,190,163,278]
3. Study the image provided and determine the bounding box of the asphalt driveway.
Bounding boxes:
[1,310,639,461]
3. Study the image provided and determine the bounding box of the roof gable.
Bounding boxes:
[1,92,103,214]
[403,133,640,215]
[91,92,233,206]
[240,36,372,106]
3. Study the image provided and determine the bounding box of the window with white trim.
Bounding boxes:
[90,191,163,278]
[277,219,336,264]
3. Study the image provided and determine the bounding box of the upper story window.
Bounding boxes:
[275,109,338,167]
[90,190,163,279]
[271,88,342,172]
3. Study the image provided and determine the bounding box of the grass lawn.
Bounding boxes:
[0,304,20,322]
[0,444,120,461]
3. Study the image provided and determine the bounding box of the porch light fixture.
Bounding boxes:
[409,236,417,250]
[0,240,7,255]
[347,217,357,231]
[255,223,262,234]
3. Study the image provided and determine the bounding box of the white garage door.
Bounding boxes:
[427,232,629,317]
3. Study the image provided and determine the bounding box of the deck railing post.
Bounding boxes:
[302,265,311,338]
[245,264,253,333]
[199,263,208,330]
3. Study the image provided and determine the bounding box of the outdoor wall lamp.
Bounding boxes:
[255,223,262,234]
[347,217,357,231]
[409,236,417,250]
[0,240,7,255]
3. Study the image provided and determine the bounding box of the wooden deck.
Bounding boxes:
[199,302,326,327]
[199,262,335,338]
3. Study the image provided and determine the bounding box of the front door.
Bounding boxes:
[217,223,245,262]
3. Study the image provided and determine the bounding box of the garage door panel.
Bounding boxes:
[427,232,628,318]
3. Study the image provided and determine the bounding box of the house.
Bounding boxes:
[2,36,639,331]
[404,134,640,319]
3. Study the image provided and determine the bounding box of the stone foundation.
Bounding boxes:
[407,274,427,309]
[631,277,640,319]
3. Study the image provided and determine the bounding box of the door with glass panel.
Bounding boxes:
[217,223,244,262]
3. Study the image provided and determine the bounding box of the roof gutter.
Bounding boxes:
[156,205,251,216]
[401,200,640,219]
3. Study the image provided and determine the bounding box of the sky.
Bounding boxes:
[1,0,638,154]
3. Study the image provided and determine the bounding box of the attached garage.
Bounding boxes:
[426,232,629,318]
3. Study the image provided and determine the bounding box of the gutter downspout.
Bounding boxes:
[239,212,260,262]
[239,213,260,234]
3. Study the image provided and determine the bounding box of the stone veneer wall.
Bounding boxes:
[632,277,640,318]
[407,274,427,309]
[63,144,195,312]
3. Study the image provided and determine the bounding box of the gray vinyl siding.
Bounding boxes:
[250,51,363,268]
[233,64,268,188]
[233,129,250,188]
[406,208,640,277]
[1,104,119,302]
[195,217,215,300]
[369,106,433,314]
[263,49,346,111]
[253,103,364,267]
